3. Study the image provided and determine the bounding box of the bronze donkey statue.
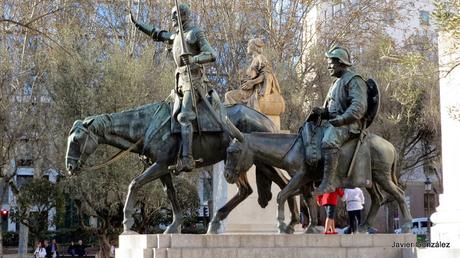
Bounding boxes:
[224,125,412,233]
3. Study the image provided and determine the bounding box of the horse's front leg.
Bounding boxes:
[280,188,302,234]
[207,173,253,234]
[276,171,304,234]
[300,183,321,234]
[123,163,168,234]
[160,173,183,234]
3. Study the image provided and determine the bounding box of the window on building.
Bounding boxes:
[2,215,8,232]
[16,159,33,167]
[385,12,396,23]
[332,2,345,16]
[16,175,33,188]
[16,137,33,166]
[0,182,8,206]
[23,82,32,96]
[419,10,430,26]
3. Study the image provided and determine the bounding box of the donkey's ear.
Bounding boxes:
[82,118,95,128]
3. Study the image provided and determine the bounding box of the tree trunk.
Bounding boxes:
[18,222,29,258]
[0,218,3,258]
[98,233,111,258]
[17,1,36,256]
[0,179,9,258]
[0,171,15,258]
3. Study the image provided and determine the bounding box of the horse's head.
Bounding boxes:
[224,138,253,184]
[65,118,98,175]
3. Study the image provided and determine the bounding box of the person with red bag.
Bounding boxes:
[316,188,344,234]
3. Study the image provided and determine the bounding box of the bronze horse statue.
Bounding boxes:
[224,126,413,233]
[65,101,300,234]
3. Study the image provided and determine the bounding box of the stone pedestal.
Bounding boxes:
[212,112,292,233]
[428,32,460,251]
[212,162,299,233]
[116,233,417,258]
[224,165,282,233]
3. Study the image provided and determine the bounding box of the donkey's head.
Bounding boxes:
[65,118,98,175]
[224,137,254,184]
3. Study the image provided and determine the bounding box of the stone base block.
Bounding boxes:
[116,233,417,258]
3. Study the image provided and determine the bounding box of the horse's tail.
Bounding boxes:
[255,165,273,208]
[391,149,405,195]
[375,143,402,205]
[391,150,399,185]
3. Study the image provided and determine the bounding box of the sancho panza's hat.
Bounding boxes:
[325,46,352,66]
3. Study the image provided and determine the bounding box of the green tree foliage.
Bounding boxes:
[434,0,460,40]
[354,34,441,181]
[10,179,64,244]
[434,0,460,76]
[133,174,200,233]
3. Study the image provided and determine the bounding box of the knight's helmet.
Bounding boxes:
[171,3,192,27]
[325,46,352,66]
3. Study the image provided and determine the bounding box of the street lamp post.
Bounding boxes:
[424,177,432,242]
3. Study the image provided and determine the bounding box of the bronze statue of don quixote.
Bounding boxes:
[65,1,412,235]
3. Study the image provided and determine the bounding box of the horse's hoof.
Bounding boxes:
[164,228,178,234]
[277,223,288,234]
[206,227,219,234]
[285,225,295,234]
[356,223,370,233]
[121,230,139,235]
[164,225,181,234]
[304,226,322,234]
[206,223,220,234]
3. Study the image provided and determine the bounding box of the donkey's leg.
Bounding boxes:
[375,172,413,233]
[160,173,183,234]
[360,185,381,232]
[276,171,305,233]
[123,162,168,234]
[259,164,299,234]
[303,184,322,234]
[207,172,253,234]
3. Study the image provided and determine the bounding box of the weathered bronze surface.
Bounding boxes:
[224,39,285,115]
[65,102,300,234]
[131,3,217,172]
[223,47,411,233]
[310,46,369,195]
[224,129,413,233]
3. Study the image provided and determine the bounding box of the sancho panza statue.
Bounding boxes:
[311,46,368,195]
[131,3,217,172]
